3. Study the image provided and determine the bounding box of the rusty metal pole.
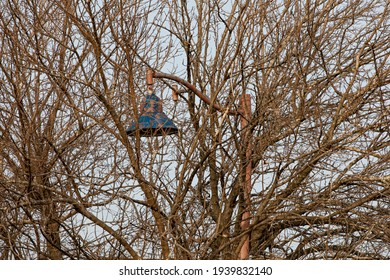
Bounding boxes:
[146,68,154,94]
[239,93,252,260]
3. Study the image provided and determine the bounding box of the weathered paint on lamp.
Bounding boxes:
[126,93,178,137]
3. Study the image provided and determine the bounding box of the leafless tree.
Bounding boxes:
[0,0,389,259]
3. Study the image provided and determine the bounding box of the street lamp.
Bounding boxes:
[125,92,179,137]
[126,69,178,137]
[127,68,253,259]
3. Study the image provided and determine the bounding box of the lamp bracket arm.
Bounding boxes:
[152,71,241,116]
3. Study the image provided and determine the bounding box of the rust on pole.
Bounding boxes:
[239,93,252,260]
[146,68,154,93]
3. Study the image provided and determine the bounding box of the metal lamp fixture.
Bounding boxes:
[126,93,178,137]
[126,70,178,137]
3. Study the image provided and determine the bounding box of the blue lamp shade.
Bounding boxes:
[126,93,178,137]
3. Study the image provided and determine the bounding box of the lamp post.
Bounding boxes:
[128,68,253,259]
